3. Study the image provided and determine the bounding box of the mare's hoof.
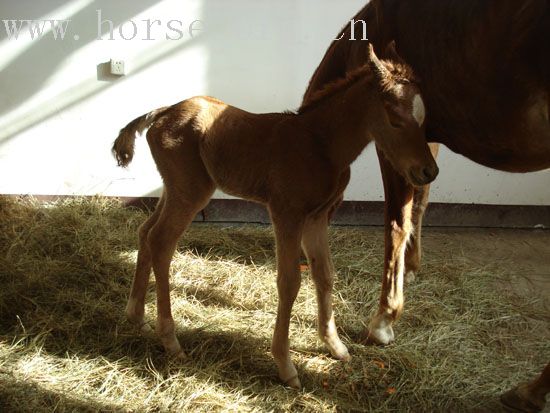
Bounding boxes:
[500,385,545,413]
[364,314,395,345]
[404,270,417,284]
[363,327,395,346]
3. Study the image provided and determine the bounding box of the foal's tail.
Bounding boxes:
[112,106,171,167]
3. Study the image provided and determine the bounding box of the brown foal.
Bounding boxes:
[112,45,438,389]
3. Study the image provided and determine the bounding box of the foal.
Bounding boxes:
[113,45,438,389]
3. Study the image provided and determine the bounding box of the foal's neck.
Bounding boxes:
[299,71,381,170]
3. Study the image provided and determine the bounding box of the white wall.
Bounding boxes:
[0,0,548,205]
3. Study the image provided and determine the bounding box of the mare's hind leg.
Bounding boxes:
[126,195,165,331]
[501,362,550,412]
[404,143,439,283]
[302,214,349,361]
[270,211,304,389]
[403,186,427,284]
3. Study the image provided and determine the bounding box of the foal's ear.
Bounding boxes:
[384,40,405,64]
[367,43,389,83]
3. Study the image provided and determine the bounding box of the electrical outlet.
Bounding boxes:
[110,59,126,76]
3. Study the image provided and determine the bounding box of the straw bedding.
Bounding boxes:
[0,196,548,412]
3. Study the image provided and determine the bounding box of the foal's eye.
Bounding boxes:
[390,121,404,129]
[384,103,407,129]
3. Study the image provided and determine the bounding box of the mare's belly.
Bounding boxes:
[433,93,550,172]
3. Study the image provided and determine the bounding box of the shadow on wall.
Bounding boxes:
[0,1,350,199]
[0,0,208,145]
[0,0,319,192]
[0,0,160,117]
[0,0,69,41]
[0,0,322,145]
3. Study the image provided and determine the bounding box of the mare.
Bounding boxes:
[303,0,550,345]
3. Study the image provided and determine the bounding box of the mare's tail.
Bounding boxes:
[112,107,170,167]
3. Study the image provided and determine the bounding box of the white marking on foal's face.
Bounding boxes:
[412,94,426,126]
[394,84,405,98]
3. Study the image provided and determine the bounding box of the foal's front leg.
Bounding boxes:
[270,213,304,389]
[302,215,350,361]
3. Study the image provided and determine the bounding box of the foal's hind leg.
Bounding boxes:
[302,215,349,362]
[126,195,165,332]
[148,189,212,357]
[270,212,304,389]
[143,126,215,356]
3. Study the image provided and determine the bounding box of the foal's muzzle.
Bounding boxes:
[409,163,439,186]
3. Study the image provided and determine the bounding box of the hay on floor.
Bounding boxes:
[0,196,548,412]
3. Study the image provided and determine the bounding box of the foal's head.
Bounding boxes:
[367,43,439,186]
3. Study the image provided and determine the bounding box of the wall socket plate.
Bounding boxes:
[110,59,126,76]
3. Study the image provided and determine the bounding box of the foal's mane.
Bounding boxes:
[298,58,416,115]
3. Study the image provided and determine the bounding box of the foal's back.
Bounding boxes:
[149,96,322,205]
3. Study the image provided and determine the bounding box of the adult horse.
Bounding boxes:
[303,0,550,345]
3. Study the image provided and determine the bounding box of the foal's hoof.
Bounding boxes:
[170,349,188,360]
[127,316,154,334]
[333,349,351,363]
[165,343,187,360]
[283,375,302,390]
[329,343,351,362]
[139,322,154,334]
[322,333,351,362]
[500,384,545,413]
[161,335,186,359]
[277,364,302,389]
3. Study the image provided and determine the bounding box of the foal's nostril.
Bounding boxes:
[422,168,431,179]
[409,165,439,186]
[422,165,439,182]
